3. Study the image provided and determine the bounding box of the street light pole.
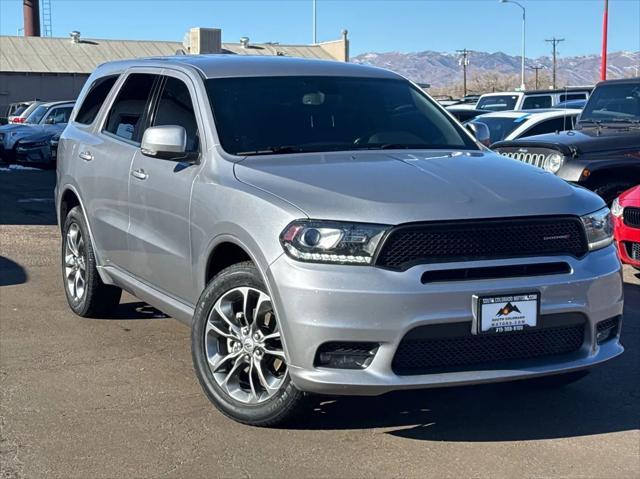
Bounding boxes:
[500,0,526,90]
[312,0,317,44]
[456,49,471,96]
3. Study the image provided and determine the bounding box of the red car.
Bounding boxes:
[612,185,640,269]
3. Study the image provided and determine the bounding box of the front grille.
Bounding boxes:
[626,242,640,260]
[375,217,588,270]
[495,147,560,168]
[392,314,586,375]
[623,207,640,228]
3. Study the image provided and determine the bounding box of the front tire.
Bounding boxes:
[61,206,122,317]
[191,262,307,426]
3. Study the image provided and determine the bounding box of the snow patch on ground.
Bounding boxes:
[0,164,42,172]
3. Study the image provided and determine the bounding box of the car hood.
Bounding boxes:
[234,150,604,224]
[1,124,65,146]
[619,184,640,206]
[492,127,640,155]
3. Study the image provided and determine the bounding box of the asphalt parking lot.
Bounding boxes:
[1,169,638,479]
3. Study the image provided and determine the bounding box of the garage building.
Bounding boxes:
[0,27,350,119]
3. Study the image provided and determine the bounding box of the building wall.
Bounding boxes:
[0,72,89,119]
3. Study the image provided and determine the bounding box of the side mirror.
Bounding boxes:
[465,122,492,148]
[44,116,55,125]
[141,125,190,160]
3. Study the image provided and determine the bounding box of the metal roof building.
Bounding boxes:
[0,27,349,119]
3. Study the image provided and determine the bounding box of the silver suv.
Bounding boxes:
[56,56,623,426]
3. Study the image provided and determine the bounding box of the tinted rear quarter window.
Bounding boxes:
[522,95,552,109]
[559,93,587,102]
[75,75,118,125]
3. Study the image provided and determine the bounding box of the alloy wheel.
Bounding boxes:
[205,287,287,404]
[64,223,86,301]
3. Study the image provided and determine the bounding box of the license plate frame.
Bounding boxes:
[473,292,540,335]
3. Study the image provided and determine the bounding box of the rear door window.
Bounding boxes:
[522,95,552,109]
[104,73,157,143]
[75,75,118,125]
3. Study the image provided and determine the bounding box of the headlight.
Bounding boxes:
[610,197,624,218]
[280,220,389,264]
[580,207,613,251]
[543,153,564,173]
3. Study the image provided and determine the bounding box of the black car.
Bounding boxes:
[492,78,640,204]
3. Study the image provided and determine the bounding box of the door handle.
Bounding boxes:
[79,151,93,161]
[131,168,148,180]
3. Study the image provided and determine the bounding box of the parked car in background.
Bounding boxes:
[445,106,490,122]
[57,56,622,426]
[4,100,43,125]
[475,87,592,112]
[555,99,587,110]
[492,78,640,204]
[15,130,60,168]
[612,185,640,270]
[467,109,581,146]
[0,101,74,161]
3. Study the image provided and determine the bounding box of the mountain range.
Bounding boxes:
[352,50,639,88]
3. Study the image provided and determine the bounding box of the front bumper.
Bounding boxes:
[613,215,640,267]
[16,144,52,164]
[267,246,624,396]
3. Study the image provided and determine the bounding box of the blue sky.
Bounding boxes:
[1,0,638,58]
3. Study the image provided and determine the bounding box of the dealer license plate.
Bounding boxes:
[476,293,539,335]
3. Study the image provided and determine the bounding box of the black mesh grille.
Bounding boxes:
[375,217,588,270]
[392,316,585,375]
[624,207,640,228]
[596,317,620,333]
[626,242,640,260]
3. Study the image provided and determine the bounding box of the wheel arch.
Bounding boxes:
[58,184,112,284]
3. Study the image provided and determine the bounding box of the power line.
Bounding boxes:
[529,65,544,89]
[456,49,471,97]
[545,37,565,89]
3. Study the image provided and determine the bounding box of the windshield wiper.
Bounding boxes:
[236,146,304,156]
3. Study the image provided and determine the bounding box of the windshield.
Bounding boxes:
[206,76,477,155]
[468,116,523,143]
[26,105,50,124]
[579,82,640,123]
[476,95,518,112]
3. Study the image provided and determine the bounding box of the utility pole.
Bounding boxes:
[456,49,471,96]
[545,37,565,89]
[529,65,544,89]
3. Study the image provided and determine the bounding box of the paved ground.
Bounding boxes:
[1,170,639,479]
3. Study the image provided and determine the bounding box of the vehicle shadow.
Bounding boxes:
[0,256,28,286]
[88,301,170,321]
[287,286,639,441]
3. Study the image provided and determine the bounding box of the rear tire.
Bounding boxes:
[592,181,634,206]
[61,206,122,317]
[191,261,308,426]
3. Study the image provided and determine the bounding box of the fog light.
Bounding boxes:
[315,342,379,369]
[596,317,620,344]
